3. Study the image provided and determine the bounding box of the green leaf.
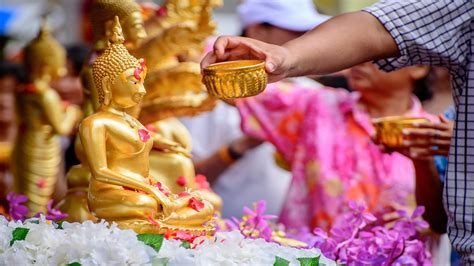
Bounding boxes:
[29,220,39,224]
[137,234,164,252]
[297,256,320,266]
[66,262,82,266]
[273,256,290,266]
[180,240,191,249]
[151,257,169,266]
[56,221,64,229]
[10,227,29,246]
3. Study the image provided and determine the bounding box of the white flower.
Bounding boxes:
[0,218,335,266]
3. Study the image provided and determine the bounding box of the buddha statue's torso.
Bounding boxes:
[148,117,196,190]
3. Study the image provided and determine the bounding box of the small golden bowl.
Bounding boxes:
[373,116,429,149]
[202,60,267,99]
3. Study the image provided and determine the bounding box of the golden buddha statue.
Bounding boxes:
[56,0,149,221]
[58,0,222,222]
[12,21,82,216]
[81,18,214,234]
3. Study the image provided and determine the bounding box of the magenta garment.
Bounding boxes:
[237,83,436,230]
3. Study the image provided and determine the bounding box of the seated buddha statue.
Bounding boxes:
[12,21,82,216]
[80,18,214,234]
[56,0,149,221]
[57,0,221,221]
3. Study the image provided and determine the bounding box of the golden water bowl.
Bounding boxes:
[373,116,429,149]
[203,60,267,99]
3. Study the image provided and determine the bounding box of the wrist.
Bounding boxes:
[228,143,244,160]
[218,144,243,165]
[281,43,301,78]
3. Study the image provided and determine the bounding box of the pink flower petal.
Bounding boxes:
[188,197,205,212]
[138,129,150,142]
[176,176,187,187]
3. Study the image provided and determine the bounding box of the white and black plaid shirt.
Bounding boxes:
[364,0,474,263]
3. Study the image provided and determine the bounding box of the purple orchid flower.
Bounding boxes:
[34,200,68,221]
[243,201,277,228]
[6,192,29,221]
[220,201,277,242]
[45,200,68,220]
[308,202,432,265]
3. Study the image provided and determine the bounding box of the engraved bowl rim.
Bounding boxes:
[203,60,265,73]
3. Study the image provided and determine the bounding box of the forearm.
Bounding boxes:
[56,107,79,135]
[413,159,447,234]
[283,11,399,77]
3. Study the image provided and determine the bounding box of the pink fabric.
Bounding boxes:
[237,83,436,230]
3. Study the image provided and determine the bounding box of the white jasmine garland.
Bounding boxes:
[0,217,335,266]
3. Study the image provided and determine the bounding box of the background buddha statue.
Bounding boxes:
[81,18,214,234]
[12,21,82,216]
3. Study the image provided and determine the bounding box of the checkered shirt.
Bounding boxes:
[364,0,474,263]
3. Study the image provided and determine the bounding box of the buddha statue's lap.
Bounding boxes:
[81,18,214,234]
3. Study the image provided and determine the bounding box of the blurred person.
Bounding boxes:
[0,62,25,207]
[181,0,328,218]
[237,62,452,263]
[395,107,456,264]
[422,67,453,115]
[51,44,90,106]
[237,62,435,230]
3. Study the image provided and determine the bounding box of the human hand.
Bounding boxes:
[394,115,453,160]
[201,36,293,83]
[230,136,264,156]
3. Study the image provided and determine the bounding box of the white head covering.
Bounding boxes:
[238,0,330,32]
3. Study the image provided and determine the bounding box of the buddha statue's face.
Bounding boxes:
[123,12,147,48]
[31,60,67,82]
[47,62,68,81]
[109,67,146,108]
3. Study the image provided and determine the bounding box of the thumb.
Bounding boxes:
[265,61,276,73]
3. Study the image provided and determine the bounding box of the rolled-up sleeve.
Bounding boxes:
[363,1,473,78]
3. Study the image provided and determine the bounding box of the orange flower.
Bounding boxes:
[277,111,304,142]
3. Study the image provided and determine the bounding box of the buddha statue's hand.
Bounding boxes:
[146,185,178,217]
[68,105,83,122]
[152,137,192,158]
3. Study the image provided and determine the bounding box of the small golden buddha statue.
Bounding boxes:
[12,21,82,216]
[81,18,214,234]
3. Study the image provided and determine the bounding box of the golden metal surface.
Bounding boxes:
[80,18,215,234]
[13,21,81,217]
[203,60,268,99]
[373,116,429,149]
